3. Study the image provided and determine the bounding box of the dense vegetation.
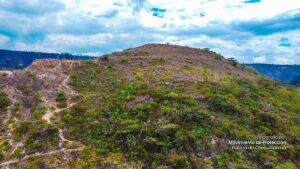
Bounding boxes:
[56,61,299,168]
[1,45,299,168]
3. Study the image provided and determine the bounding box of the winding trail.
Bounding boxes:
[42,100,79,123]
[42,76,78,123]
[0,75,86,168]
[58,128,82,148]
[62,76,75,95]
[41,75,84,146]
[0,148,83,167]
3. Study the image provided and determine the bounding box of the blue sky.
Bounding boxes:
[0,0,300,64]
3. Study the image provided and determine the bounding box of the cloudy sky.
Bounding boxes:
[0,0,300,64]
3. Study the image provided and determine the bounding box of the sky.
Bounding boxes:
[0,0,300,64]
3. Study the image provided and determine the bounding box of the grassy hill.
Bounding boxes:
[0,44,299,168]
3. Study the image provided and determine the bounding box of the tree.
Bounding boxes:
[228,58,238,67]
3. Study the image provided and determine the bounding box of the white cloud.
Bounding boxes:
[275,57,295,65]
[0,34,10,45]
[254,56,267,63]
[0,0,300,64]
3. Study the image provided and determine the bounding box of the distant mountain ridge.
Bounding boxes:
[291,75,300,86]
[0,49,94,70]
[1,49,300,87]
[245,63,300,86]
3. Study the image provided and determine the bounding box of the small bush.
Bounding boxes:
[9,146,23,159]
[208,94,239,114]
[168,154,190,168]
[214,155,225,169]
[15,120,32,135]
[70,74,78,81]
[56,102,68,108]
[120,58,129,63]
[150,57,166,66]
[34,92,42,102]
[101,54,109,61]
[120,83,140,99]
[56,91,67,103]
[0,151,4,161]
[56,91,67,108]
[275,162,297,169]
[0,91,10,112]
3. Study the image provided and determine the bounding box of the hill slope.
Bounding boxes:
[0,44,299,168]
[0,49,93,70]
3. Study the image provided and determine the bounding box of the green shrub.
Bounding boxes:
[70,73,78,81]
[275,162,297,169]
[150,57,166,66]
[33,106,47,119]
[107,64,113,69]
[62,111,73,122]
[56,102,68,108]
[214,155,225,169]
[11,101,21,113]
[2,140,11,151]
[120,83,140,99]
[56,91,67,103]
[0,91,10,112]
[15,120,32,135]
[56,91,67,108]
[72,104,86,114]
[208,94,239,114]
[25,126,59,153]
[26,158,44,169]
[0,151,4,161]
[120,58,129,63]
[34,92,42,102]
[168,154,190,168]
[9,146,23,159]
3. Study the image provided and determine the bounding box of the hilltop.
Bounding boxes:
[0,44,299,168]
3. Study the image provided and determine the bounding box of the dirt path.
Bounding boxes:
[62,76,75,95]
[1,74,86,167]
[42,75,77,123]
[42,101,79,123]
[0,148,83,167]
[58,128,83,148]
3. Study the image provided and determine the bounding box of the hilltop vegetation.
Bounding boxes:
[0,44,299,168]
